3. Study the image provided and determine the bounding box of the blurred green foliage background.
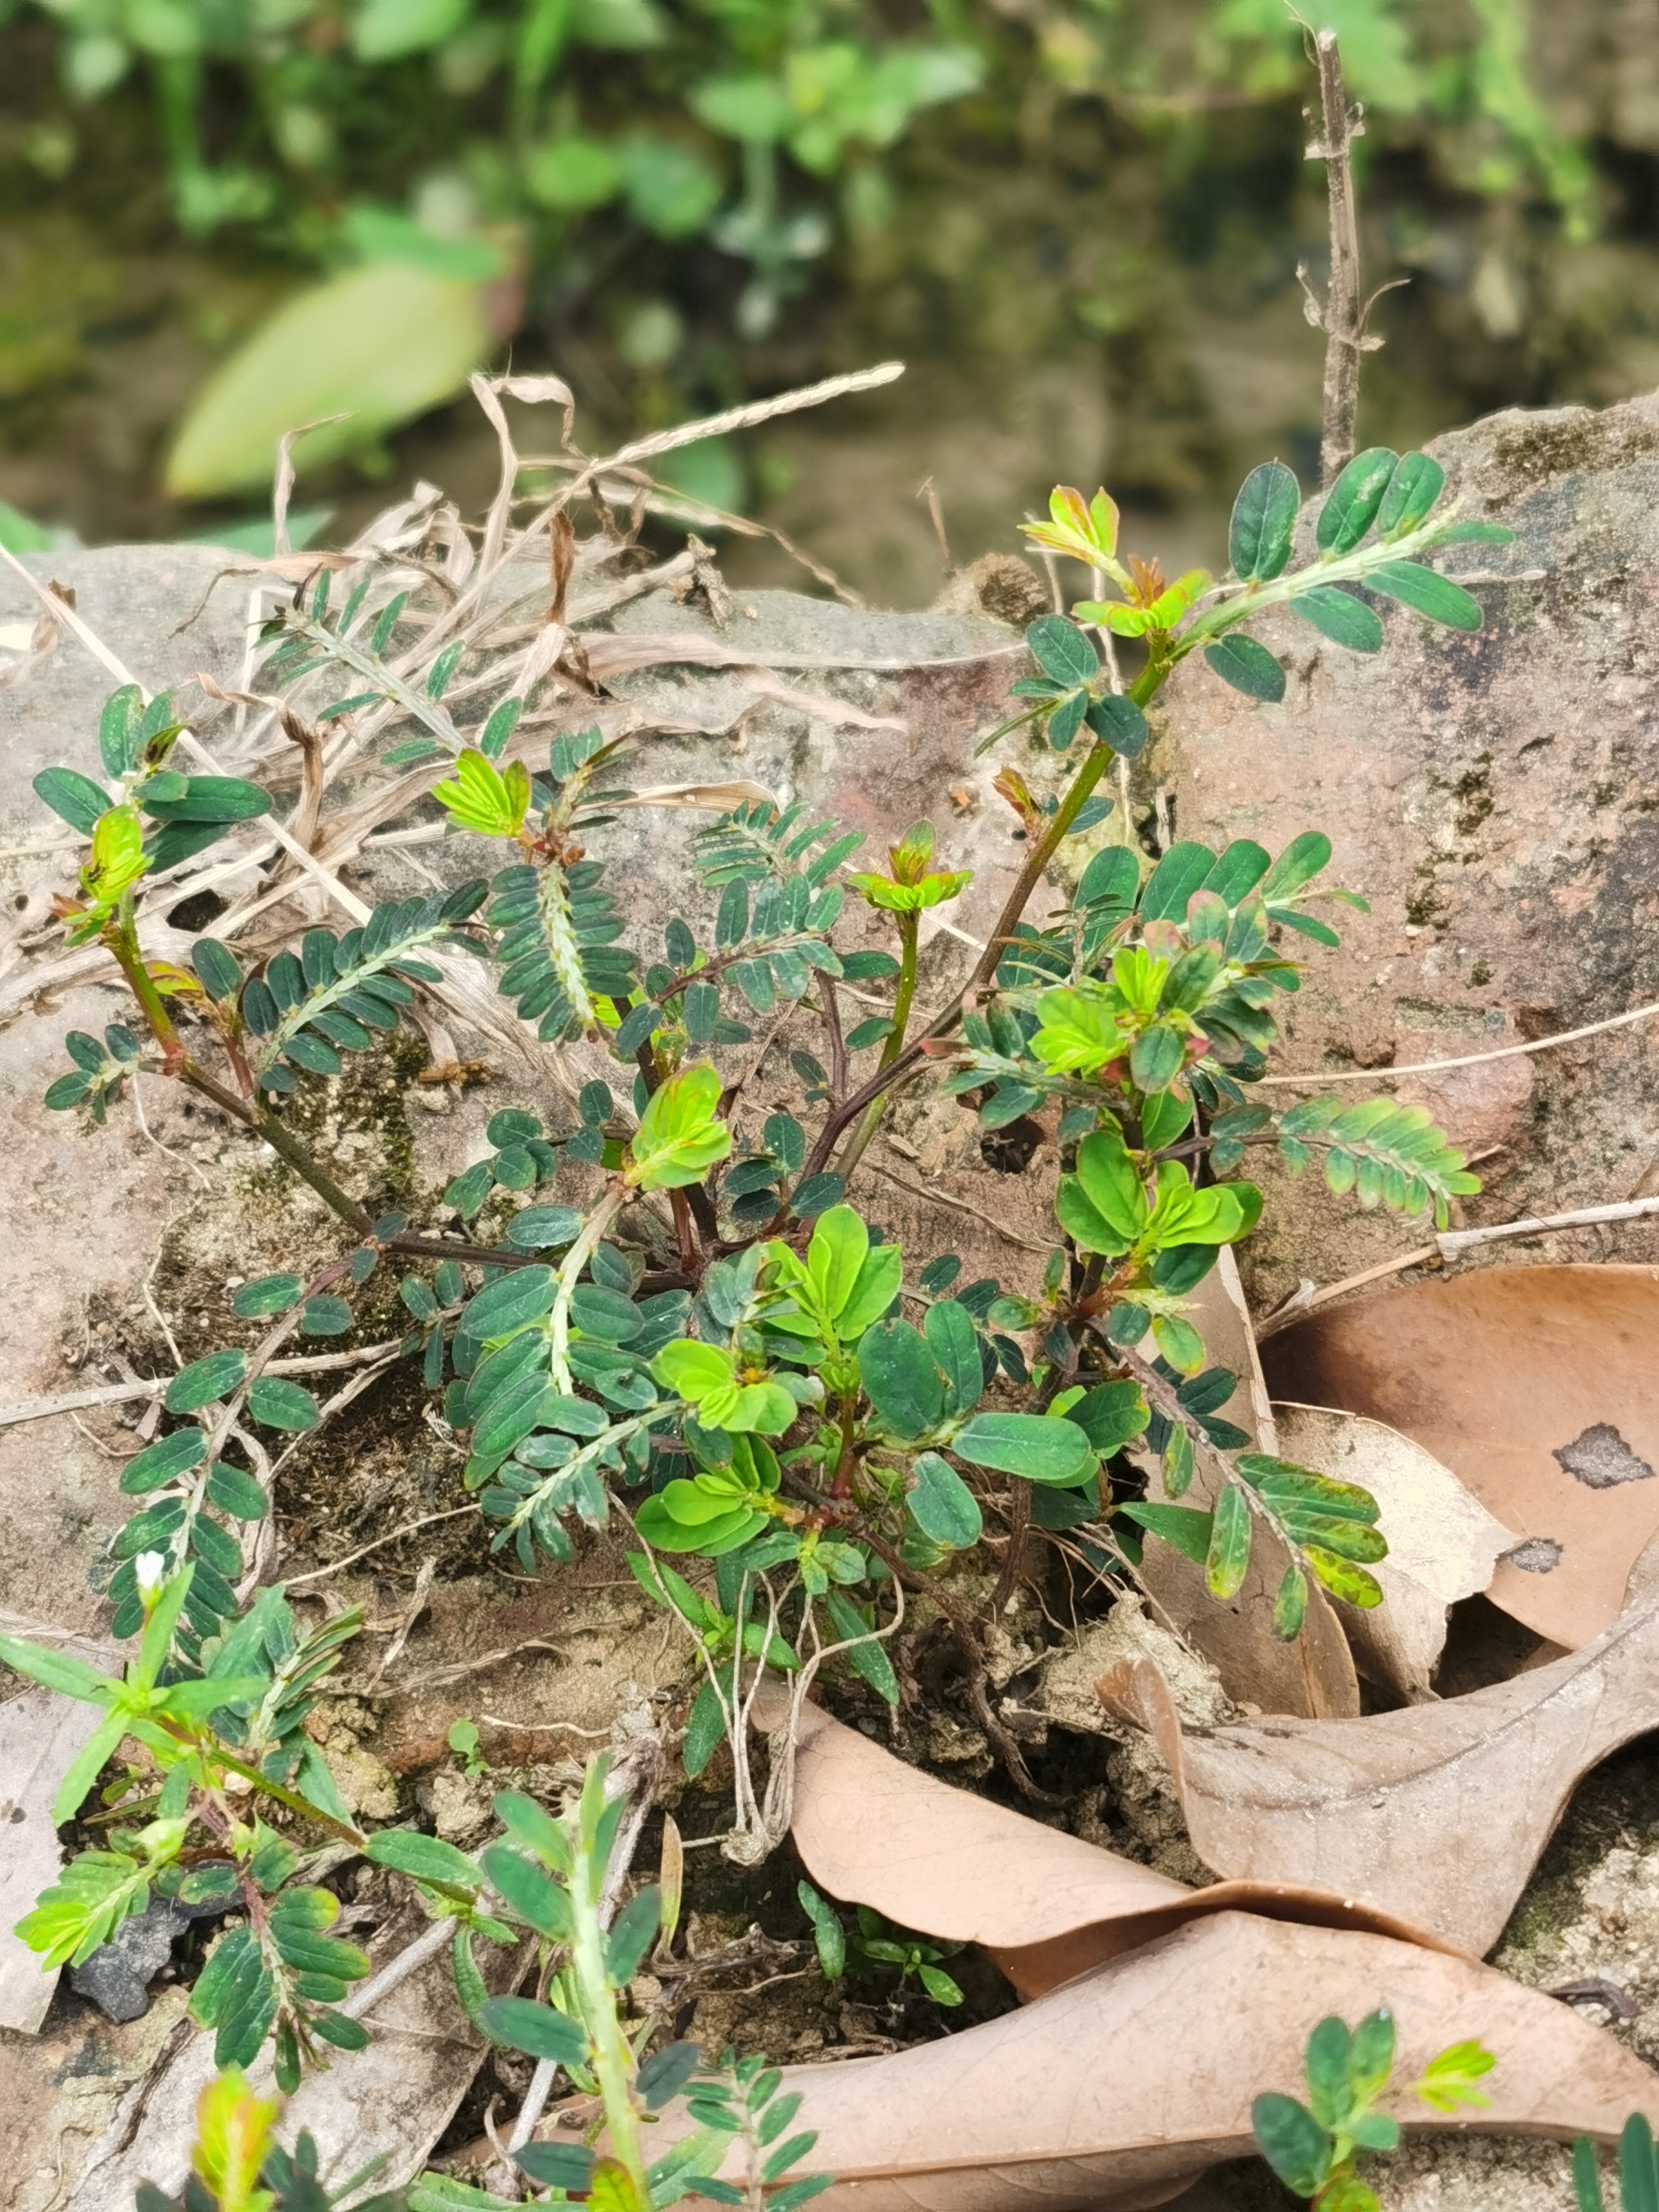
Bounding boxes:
[0,0,1655,596]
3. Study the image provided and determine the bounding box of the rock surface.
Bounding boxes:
[1153,390,1659,1305]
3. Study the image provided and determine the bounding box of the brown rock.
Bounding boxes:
[1155,390,1659,1300]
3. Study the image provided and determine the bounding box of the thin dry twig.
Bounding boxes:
[862,1154,1054,1255]
[1298,30,1398,484]
[1258,997,1659,1086]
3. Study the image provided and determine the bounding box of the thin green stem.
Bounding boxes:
[833,908,919,1181]
[568,1833,649,2192]
[105,907,181,1061]
[803,659,1170,1183]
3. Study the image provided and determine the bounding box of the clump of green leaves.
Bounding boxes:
[8,443,1507,2098]
[1252,2011,1495,2212]
[1575,2115,1659,2212]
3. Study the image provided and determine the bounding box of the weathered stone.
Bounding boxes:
[68,1895,216,2023]
[1153,390,1659,1304]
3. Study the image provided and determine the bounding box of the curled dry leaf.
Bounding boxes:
[655,1910,1657,2211]
[1272,1403,1517,1700]
[1259,1264,1659,1650]
[786,1701,1446,1999]
[1098,1530,1659,1956]
[1133,1253,1361,1719]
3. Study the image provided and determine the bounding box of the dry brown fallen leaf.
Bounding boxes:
[1133,1253,1361,1720]
[651,1912,1657,2212]
[1272,1403,1518,1701]
[1259,1264,1659,1649]
[786,1702,1448,1999]
[1097,1529,1659,1957]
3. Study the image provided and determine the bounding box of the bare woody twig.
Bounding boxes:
[1298,29,1401,485]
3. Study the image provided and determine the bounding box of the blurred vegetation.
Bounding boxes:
[1,0,1656,578]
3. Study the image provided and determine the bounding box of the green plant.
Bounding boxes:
[1574,2116,1659,2212]
[8,418,1507,2085]
[135,2066,404,2211]
[448,1718,489,1775]
[124,1754,826,2211]
[1251,2011,1495,2212]
[849,1906,964,2007]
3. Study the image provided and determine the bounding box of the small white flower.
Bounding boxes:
[134,1551,169,1605]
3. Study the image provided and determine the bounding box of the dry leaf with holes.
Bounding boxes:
[1260,1264,1659,1649]
[1098,1529,1659,1956]
[785,1701,1443,2000]
[1133,1253,1360,1719]
[652,1908,1657,2211]
[1272,1403,1517,1699]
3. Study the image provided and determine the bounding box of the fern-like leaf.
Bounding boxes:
[237,884,487,1093]
[1274,1096,1480,1228]
[488,859,635,1041]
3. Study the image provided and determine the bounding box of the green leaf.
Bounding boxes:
[141,776,270,822]
[1065,1380,1148,1453]
[462,1267,557,1339]
[1260,832,1333,901]
[954,1411,1095,1486]
[1272,1564,1309,1641]
[924,1299,982,1419]
[836,1244,905,1341]
[1141,842,1216,923]
[1204,635,1285,703]
[1229,461,1299,581]
[1119,1501,1213,1563]
[99,685,146,776]
[366,1830,480,1886]
[1316,446,1397,555]
[34,766,110,834]
[166,1350,249,1413]
[1376,451,1445,537]
[605,1886,661,1984]
[1150,1312,1205,1374]
[0,1635,112,1703]
[805,1204,870,1322]
[190,939,243,1002]
[858,1319,945,1438]
[52,1708,130,1825]
[1365,561,1483,632]
[1291,585,1383,653]
[907,1452,982,1550]
[1205,1483,1251,1599]
[1026,615,1098,690]
[1086,692,1148,757]
[246,1378,320,1432]
[432,749,531,839]
[1575,2137,1606,2212]
[1250,2093,1334,2196]
[167,262,493,497]
[683,1679,726,1778]
[628,1063,731,1191]
[1056,1125,1148,1256]
[1347,2008,1396,2108]
[1304,2016,1353,2128]
[205,1462,269,1520]
[1130,1022,1184,1092]
[1304,1546,1384,1609]
[476,1994,588,2067]
[797,1880,846,1979]
[653,1339,734,1401]
[824,1591,898,1706]
[119,1427,207,1495]
[1413,2037,1496,2116]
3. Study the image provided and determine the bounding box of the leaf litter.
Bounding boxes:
[1259,1264,1659,1651]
